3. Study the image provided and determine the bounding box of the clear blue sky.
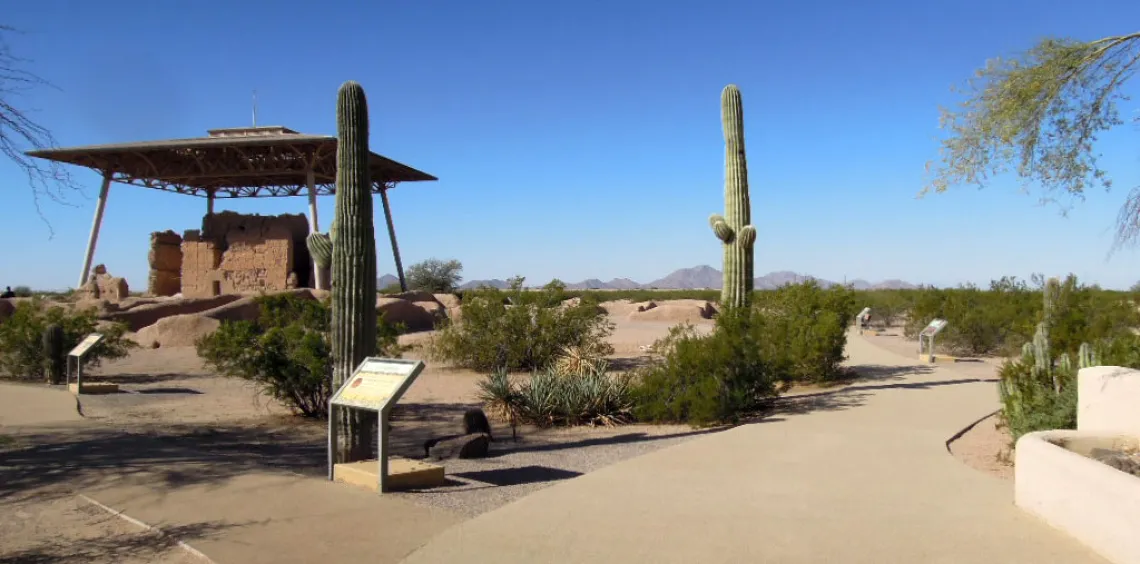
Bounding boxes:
[2,0,1139,291]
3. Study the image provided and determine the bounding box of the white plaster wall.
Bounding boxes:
[1078,366,1140,435]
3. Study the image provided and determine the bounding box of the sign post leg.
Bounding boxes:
[75,359,83,394]
[378,411,389,494]
[328,405,337,480]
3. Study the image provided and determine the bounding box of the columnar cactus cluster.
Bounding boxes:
[709,84,756,309]
[42,324,65,385]
[329,80,379,462]
[999,276,1098,422]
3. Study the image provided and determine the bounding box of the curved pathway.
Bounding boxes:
[402,332,1105,563]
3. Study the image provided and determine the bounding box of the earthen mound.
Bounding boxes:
[135,314,221,348]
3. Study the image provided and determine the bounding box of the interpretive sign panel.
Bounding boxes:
[919,318,948,337]
[69,333,104,358]
[328,357,426,493]
[67,333,104,390]
[330,358,424,412]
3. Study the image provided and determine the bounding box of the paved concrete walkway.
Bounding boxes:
[0,382,81,428]
[401,332,1106,564]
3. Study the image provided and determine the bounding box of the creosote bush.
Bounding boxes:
[196,294,406,417]
[0,298,135,381]
[432,278,614,372]
[634,282,853,427]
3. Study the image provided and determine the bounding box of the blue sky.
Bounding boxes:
[2,0,1139,291]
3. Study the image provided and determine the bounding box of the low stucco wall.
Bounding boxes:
[1015,430,1140,564]
[1079,366,1140,435]
[1014,365,1140,563]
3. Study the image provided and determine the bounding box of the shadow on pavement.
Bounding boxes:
[0,518,243,564]
[453,465,583,487]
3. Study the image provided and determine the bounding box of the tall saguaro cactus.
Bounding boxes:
[331,81,379,463]
[709,84,756,309]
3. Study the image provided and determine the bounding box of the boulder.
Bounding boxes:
[135,314,221,348]
[376,297,438,332]
[433,293,461,311]
[423,433,491,461]
[635,301,658,313]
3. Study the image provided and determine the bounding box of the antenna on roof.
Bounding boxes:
[252,89,258,127]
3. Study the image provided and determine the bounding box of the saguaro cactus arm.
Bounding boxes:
[710,214,734,243]
[306,232,332,270]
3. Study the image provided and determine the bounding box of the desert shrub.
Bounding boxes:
[406,258,463,293]
[12,286,33,298]
[1095,333,1140,368]
[632,307,779,426]
[0,298,135,381]
[862,289,913,328]
[754,281,854,384]
[476,363,634,428]
[432,278,614,371]
[997,354,1077,442]
[903,275,1139,357]
[196,294,406,417]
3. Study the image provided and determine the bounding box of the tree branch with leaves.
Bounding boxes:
[923,31,1140,248]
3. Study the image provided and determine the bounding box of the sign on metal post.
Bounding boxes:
[328,357,426,493]
[67,333,104,392]
[918,319,948,360]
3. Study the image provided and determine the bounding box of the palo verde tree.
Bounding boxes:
[405,258,463,293]
[923,31,1140,248]
[0,25,76,228]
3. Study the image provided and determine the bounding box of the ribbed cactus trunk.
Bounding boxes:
[43,324,65,385]
[709,85,755,310]
[331,81,379,463]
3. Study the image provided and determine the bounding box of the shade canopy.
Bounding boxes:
[25,126,437,198]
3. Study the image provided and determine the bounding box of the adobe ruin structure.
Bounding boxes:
[26,126,436,295]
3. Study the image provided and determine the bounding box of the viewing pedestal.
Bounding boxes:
[68,382,119,394]
[334,458,445,493]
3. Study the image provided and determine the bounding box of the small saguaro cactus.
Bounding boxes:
[709,84,756,309]
[43,324,65,385]
[1078,342,1098,369]
[306,232,332,290]
[330,80,379,463]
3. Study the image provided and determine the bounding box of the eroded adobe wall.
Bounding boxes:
[148,230,183,296]
[180,211,311,298]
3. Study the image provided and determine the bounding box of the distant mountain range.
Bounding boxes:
[380,265,917,291]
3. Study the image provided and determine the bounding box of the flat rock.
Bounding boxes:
[424,433,491,461]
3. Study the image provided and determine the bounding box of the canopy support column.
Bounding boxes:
[206,190,215,216]
[77,173,112,288]
[379,185,407,292]
[306,168,326,290]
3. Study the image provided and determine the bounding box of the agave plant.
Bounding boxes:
[552,343,607,377]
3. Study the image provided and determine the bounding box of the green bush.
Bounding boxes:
[903,275,1139,357]
[196,294,406,417]
[997,355,1077,441]
[432,278,614,371]
[12,286,33,298]
[632,308,777,426]
[0,298,135,381]
[755,281,855,384]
